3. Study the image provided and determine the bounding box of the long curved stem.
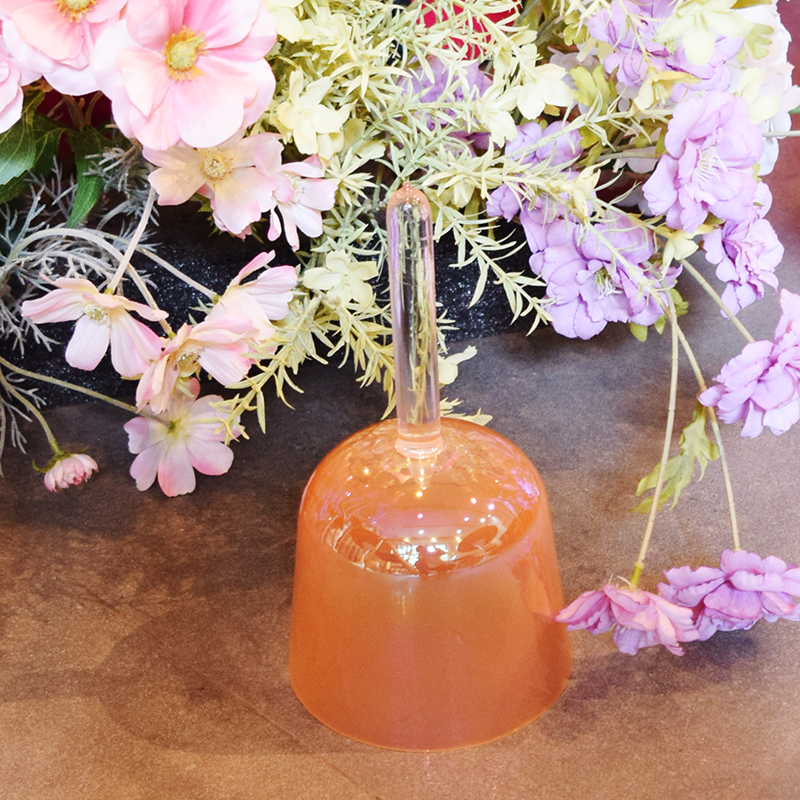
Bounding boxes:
[630,288,680,587]
[671,322,741,551]
[107,185,156,293]
[0,355,138,414]
[679,258,755,344]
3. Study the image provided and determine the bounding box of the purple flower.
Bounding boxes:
[699,289,800,437]
[557,583,700,656]
[586,0,740,102]
[486,122,581,221]
[702,184,782,315]
[659,550,800,640]
[527,210,676,339]
[642,91,763,234]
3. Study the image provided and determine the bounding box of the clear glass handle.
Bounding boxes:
[386,184,444,459]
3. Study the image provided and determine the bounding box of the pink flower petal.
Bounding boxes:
[109,311,163,378]
[65,315,110,371]
[186,437,234,475]
[157,438,197,496]
[130,442,164,491]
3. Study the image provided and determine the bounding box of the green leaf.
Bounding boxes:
[629,322,648,342]
[634,404,720,513]
[0,113,37,187]
[66,127,107,226]
[0,95,65,193]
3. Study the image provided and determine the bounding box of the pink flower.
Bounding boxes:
[262,155,337,250]
[20,278,168,378]
[43,452,98,491]
[135,314,256,414]
[92,0,277,150]
[0,29,35,132]
[0,0,125,95]
[207,252,296,340]
[125,377,239,496]
[660,549,800,640]
[699,289,800,437]
[557,583,700,655]
[144,130,283,237]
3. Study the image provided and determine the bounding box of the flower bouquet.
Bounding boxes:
[1,0,800,655]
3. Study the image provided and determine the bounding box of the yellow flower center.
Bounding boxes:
[177,350,200,377]
[56,0,96,21]
[84,303,109,324]
[164,27,206,80]
[202,151,230,182]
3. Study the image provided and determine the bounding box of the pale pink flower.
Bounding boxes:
[21,278,168,378]
[0,29,35,132]
[0,0,125,95]
[136,314,256,414]
[261,155,337,250]
[43,452,98,492]
[92,0,277,150]
[125,377,239,496]
[207,252,296,340]
[144,131,283,237]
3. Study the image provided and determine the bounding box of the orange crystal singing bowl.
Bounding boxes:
[288,417,572,751]
[288,184,571,750]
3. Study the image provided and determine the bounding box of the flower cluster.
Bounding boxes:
[21,254,297,496]
[0,0,798,518]
[559,549,800,656]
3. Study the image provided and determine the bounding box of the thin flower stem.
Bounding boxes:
[671,323,741,551]
[707,406,741,551]
[107,185,157,293]
[133,244,216,299]
[679,258,755,344]
[0,367,60,454]
[0,355,138,414]
[630,288,680,588]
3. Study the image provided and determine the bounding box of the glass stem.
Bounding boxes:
[386,183,444,459]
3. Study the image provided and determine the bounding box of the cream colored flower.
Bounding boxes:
[516,46,573,120]
[473,84,518,146]
[655,0,752,66]
[263,0,304,43]
[438,346,477,386]
[301,250,379,308]
[273,72,350,158]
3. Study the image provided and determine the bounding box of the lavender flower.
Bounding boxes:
[557,583,700,656]
[486,121,581,222]
[527,210,674,339]
[584,0,743,109]
[702,184,783,315]
[642,91,763,234]
[660,550,800,640]
[699,289,800,437]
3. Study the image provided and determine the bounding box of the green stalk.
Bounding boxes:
[630,287,680,587]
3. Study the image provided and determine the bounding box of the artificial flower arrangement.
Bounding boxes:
[0,0,799,656]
